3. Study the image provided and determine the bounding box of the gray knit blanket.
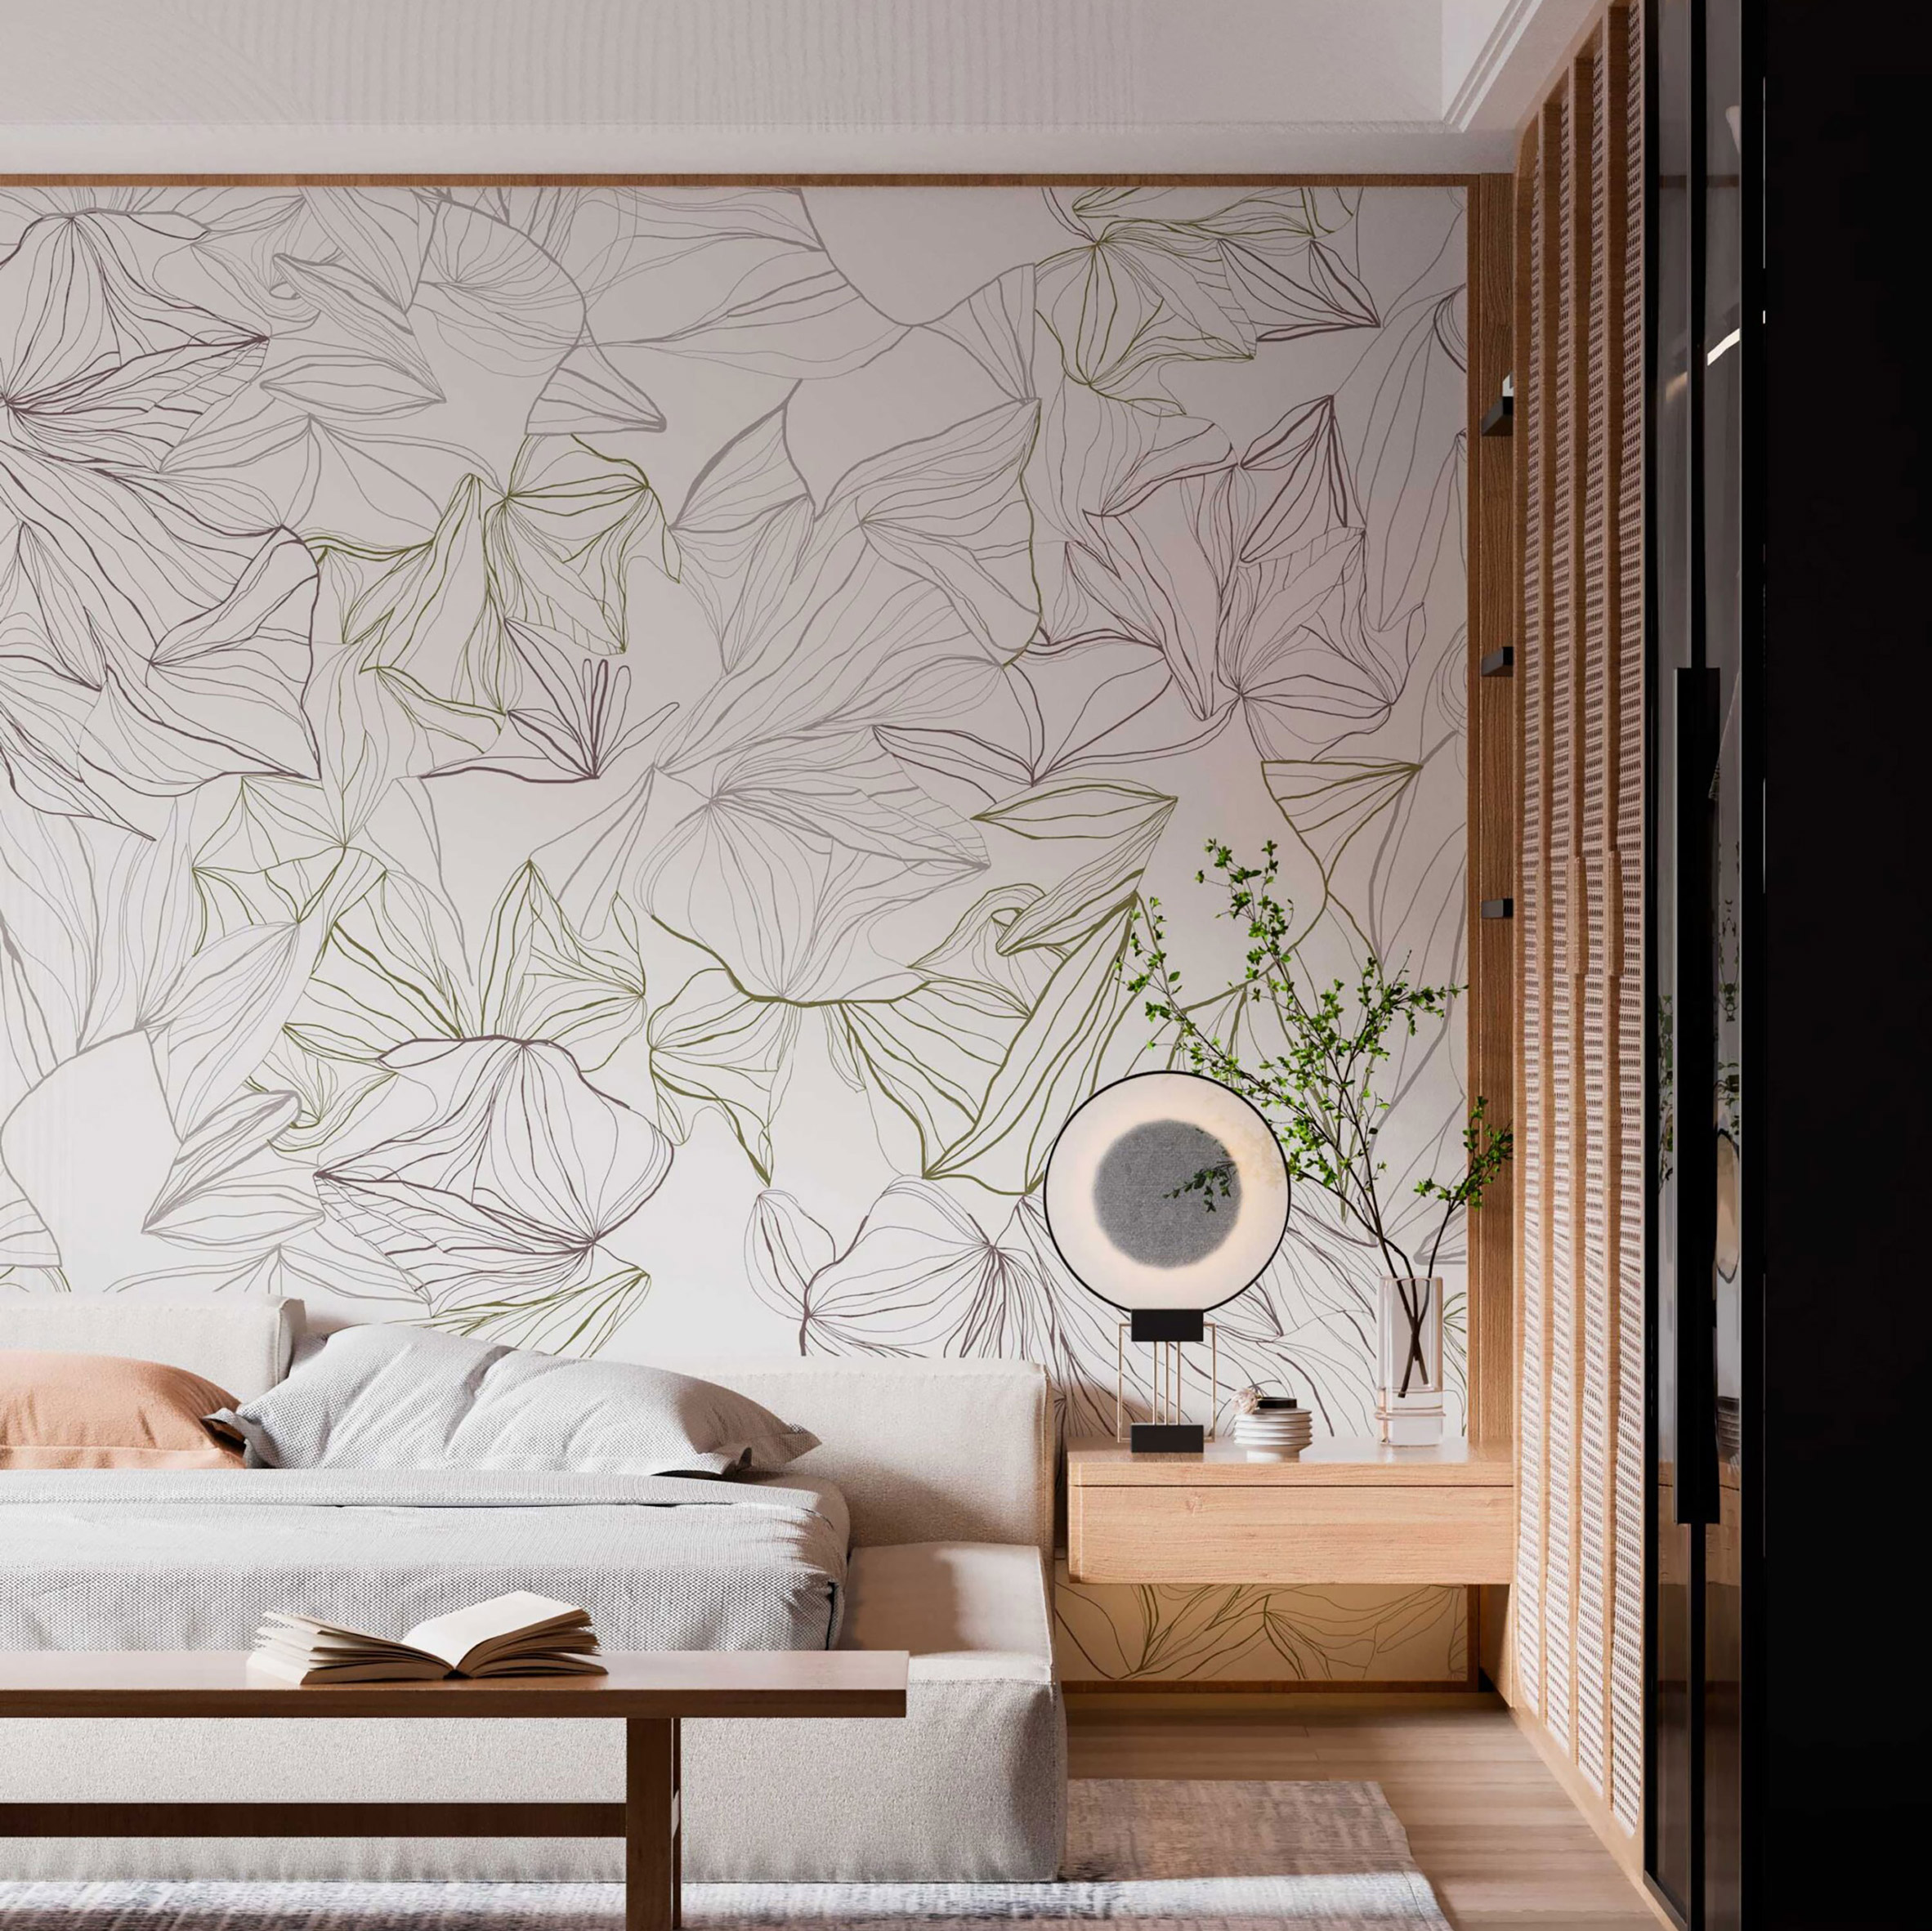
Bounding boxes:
[0,1468,849,1652]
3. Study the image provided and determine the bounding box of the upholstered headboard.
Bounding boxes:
[0,1296,302,1402]
[665,1355,1053,1559]
[0,1300,1054,1558]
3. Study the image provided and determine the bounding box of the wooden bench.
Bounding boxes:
[0,1649,909,1929]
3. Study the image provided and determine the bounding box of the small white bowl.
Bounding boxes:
[1232,1406,1313,1456]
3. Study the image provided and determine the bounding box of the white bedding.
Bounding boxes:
[0,1468,848,1652]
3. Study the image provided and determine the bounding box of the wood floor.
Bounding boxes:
[1067,1692,1662,1930]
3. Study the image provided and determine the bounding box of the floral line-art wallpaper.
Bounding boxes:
[0,182,1469,1683]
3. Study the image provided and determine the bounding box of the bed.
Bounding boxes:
[0,1298,1064,1884]
[0,1469,853,1655]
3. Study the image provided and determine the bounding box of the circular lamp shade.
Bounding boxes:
[1043,1072,1290,1314]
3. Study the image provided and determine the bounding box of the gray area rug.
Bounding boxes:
[0,1781,1450,1929]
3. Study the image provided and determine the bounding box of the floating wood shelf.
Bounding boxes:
[1065,1437,1515,1588]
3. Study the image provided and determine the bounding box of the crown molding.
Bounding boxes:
[1442,0,1606,132]
[0,0,1526,176]
[1444,0,1549,128]
[0,123,1519,178]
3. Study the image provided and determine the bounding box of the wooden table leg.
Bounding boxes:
[625,1717,679,1931]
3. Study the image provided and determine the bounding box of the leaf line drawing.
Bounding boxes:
[1053,1571,1462,1683]
[0,181,1470,1682]
[314,1035,669,1352]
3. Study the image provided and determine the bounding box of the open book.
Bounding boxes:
[248,1590,606,1685]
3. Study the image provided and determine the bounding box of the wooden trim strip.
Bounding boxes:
[0,172,1483,189]
[1532,89,1563,1737]
[1465,171,1518,1452]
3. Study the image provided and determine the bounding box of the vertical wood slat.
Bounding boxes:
[1511,113,1545,1720]
[1466,172,1517,1454]
[1522,101,1562,1728]
[1511,0,1644,1844]
[1608,0,1647,1836]
[1575,22,1612,1801]
[1544,69,1576,1753]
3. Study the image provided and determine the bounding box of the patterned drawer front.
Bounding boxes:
[1067,1483,1514,1588]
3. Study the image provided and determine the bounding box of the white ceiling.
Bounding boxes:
[0,0,1599,174]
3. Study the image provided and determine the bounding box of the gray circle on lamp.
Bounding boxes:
[1092,1119,1241,1267]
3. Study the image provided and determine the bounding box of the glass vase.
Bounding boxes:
[1375,1274,1444,1446]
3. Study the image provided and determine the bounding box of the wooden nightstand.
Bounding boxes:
[1065,1437,1515,1586]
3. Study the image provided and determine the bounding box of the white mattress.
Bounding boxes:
[0,1468,849,1652]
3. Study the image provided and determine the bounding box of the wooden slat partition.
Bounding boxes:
[1511,0,1645,1844]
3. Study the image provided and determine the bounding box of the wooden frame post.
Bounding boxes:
[626,1716,682,1931]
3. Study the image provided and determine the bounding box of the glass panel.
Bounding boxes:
[1701,2,1746,1924]
[1647,0,1699,1919]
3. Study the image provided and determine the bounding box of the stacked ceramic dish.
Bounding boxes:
[1230,1396,1313,1456]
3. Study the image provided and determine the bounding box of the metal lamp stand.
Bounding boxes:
[1116,1308,1218,1452]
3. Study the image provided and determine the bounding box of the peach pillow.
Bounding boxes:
[0,1351,244,1469]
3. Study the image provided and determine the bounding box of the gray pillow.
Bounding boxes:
[207,1325,818,1475]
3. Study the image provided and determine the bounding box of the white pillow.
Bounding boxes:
[208,1325,818,1475]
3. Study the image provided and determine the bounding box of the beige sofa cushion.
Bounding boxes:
[839,1540,1055,1681]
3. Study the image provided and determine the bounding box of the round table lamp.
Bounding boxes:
[1044,1071,1290,1450]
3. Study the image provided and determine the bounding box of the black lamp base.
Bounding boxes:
[1129,1422,1205,1454]
[1129,1308,1206,1343]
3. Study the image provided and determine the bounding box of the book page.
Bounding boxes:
[399,1590,589,1671]
[248,1648,448,1685]
[260,1611,389,1646]
[257,1612,441,1665]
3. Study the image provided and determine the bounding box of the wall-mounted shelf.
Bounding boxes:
[1480,392,1514,436]
[1065,1437,1514,1587]
[1480,645,1514,677]
[1480,897,1514,919]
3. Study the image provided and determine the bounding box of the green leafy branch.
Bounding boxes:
[1120,838,1512,1393]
